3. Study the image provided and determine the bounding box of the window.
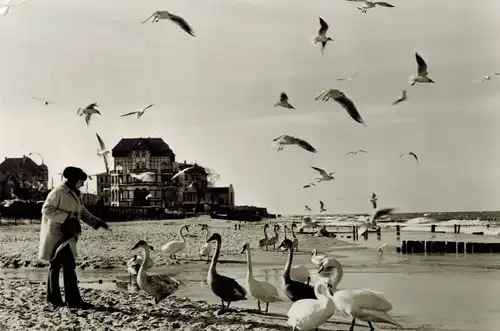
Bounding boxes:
[100,177,104,184]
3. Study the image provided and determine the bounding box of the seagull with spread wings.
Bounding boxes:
[400,152,419,164]
[359,207,396,235]
[77,102,101,125]
[121,104,154,119]
[274,92,295,109]
[95,133,110,174]
[316,89,366,126]
[273,135,317,153]
[319,200,326,213]
[304,205,312,212]
[142,10,195,37]
[129,172,156,183]
[337,71,359,81]
[311,166,335,182]
[392,89,407,105]
[170,165,196,181]
[409,53,435,86]
[302,182,316,189]
[370,192,378,209]
[345,149,367,156]
[357,0,394,13]
[474,73,500,83]
[1,0,28,17]
[314,17,333,55]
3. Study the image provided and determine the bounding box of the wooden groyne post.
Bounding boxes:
[400,240,500,254]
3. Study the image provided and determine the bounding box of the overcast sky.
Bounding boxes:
[0,0,499,215]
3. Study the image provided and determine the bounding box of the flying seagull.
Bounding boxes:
[170,165,196,181]
[142,10,195,37]
[474,73,500,83]
[337,71,359,81]
[273,135,317,153]
[32,97,58,106]
[400,152,419,164]
[345,149,367,156]
[377,243,389,255]
[370,192,378,209]
[319,200,326,213]
[311,166,335,182]
[1,0,28,17]
[305,205,312,212]
[359,207,396,235]
[95,133,110,174]
[316,89,366,126]
[314,17,333,55]
[302,182,316,189]
[121,104,154,119]
[392,89,407,105]
[129,172,156,183]
[357,1,394,13]
[409,53,435,86]
[77,102,101,125]
[274,92,295,109]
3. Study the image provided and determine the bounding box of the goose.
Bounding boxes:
[358,207,395,236]
[199,225,212,261]
[241,243,282,312]
[131,240,180,303]
[126,253,154,283]
[258,224,270,251]
[310,249,327,266]
[318,258,402,331]
[278,239,315,301]
[207,233,247,309]
[286,278,335,331]
[161,224,189,259]
[265,224,281,250]
[290,223,300,252]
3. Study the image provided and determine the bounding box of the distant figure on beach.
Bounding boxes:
[38,166,109,309]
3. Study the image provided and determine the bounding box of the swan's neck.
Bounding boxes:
[284,226,287,239]
[245,249,253,278]
[178,226,186,242]
[209,240,221,275]
[291,226,297,239]
[283,246,293,281]
[138,246,150,276]
[204,228,209,241]
[330,262,344,290]
[273,226,279,237]
[263,226,268,238]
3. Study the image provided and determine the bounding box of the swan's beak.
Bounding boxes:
[131,243,139,251]
[149,245,155,251]
[318,264,325,274]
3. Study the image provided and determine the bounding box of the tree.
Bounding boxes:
[205,168,221,187]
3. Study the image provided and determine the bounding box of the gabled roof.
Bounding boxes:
[0,157,44,176]
[112,138,175,158]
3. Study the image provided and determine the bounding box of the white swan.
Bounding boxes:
[310,248,327,266]
[126,253,154,283]
[318,258,402,331]
[161,224,189,259]
[241,243,282,312]
[199,225,212,261]
[286,278,336,330]
[131,240,180,303]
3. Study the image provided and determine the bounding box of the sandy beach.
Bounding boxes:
[1,217,500,331]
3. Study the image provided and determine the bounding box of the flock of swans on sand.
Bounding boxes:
[126,217,401,331]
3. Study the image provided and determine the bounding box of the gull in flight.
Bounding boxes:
[32,97,58,106]
[409,53,435,86]
[95,133,110,174]
[145,193,153,200]
[302,182,316,189]
[345,149,367,156]
[400,152,419,164]
[311,166,335,182]
[129,172,156,183]
[474,73,500,83]
[356,1,395,14]
[1,0,28,17]
[314,17,333,55]
[170,165,196,182]
[142,10,195,37]
[319,200,326,213]
[273,135,317,153]
[274,92,295,109]
[337,71,359,81]
[370,192,378,209]
[77,102,101,125]
[392,89,407,105]
[359,207,396,235]
[377,243,389,255]
[305,205,312,212]
[316,89,366,126]
[120,104,154,119]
